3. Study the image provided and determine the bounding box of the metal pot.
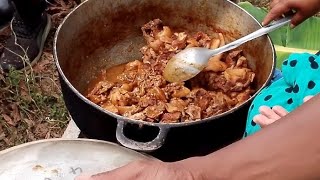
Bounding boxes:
[54,0,275,158]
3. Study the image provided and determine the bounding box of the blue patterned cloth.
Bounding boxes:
[271,69,283,83]
[244,52,320,137]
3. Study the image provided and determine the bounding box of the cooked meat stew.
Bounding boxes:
[86,19,256,123]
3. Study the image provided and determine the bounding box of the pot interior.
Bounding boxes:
[55,0,275,112]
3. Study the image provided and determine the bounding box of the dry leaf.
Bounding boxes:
[3,138,10,146]
[11,104,21,125]
[40,78,56,94]
[45,130,51,139]
[26,130,36,141]
[59,0,67,9]
[0,132,5,141]
[35,123,49,138]
[33,55,51,73]
[2,114,16,126]
[24,118,35,128]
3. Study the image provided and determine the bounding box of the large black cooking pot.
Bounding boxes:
[54,0,275,161]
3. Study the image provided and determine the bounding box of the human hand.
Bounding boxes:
[75,159,202,180]
[262,0,320,28]
[253,96,314,127]
[253,105,288,128]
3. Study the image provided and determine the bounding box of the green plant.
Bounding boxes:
[239,1,320,68]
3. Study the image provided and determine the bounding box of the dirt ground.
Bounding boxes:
[0,0,305,151]
[0,0,79,151]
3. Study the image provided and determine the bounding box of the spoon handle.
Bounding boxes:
[210,15,292,56]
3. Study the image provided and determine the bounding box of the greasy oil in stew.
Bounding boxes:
[87,63,126,93]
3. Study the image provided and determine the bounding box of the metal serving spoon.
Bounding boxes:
[163,16,292,82]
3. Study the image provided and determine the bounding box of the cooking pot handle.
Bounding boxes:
[116,120,169,152]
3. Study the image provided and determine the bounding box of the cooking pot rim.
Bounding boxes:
[53,0,276,128]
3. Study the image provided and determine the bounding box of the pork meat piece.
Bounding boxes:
[108,88,137,106]
[87,80,114,96]
[101,102,119,114]
[165,98,188,113]
[141,19,164,40]
[161,112,181,123]
[117,105,141,116]
[185,104,201,120]
[129,112,147,120]
[188,88,212,111]
[143,102,166,120]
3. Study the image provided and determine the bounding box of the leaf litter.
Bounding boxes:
[0,0,79,151]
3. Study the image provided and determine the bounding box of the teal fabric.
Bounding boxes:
[244,53,320,137]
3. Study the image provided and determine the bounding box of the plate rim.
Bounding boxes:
[0,138,153,159]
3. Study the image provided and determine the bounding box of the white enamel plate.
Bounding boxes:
[0,139,151,180]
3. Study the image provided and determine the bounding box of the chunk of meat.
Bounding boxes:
[172,32,187,49]
[121,83,134,92]
[224,68,249,84]
[117,105,141,116]
[191,72,229,92]
[186,37,199,48]
[162,82,191,98]
[132,87,146,97]
[125,60,143,71]
[193,67,255,93]
[209,38,220,49]
[211,91,238,109]
[161,112,181,123]
[156,26,173,43]
[147,87,167,101]
[235,88,251,105]
[108,88,136,106]
[117,70,137,83]
[205,34,227,72]
[193,32,211,48]
[225,50,242,67]
[188,88,212,111]
[141,47,157,64]
[224,68,255,91]
[138,75,166,88]
[149,39,164,51]
[139,95,157,107]
[143,103,165,120]
[142,19,164,41]
[172,86,191,98]
[87,81,114,96]
[205,58,228,72]
[165,98,187,112]
[185,104,201,120]
[101,102,119,113]
[87,81,114,104]
[129,112,146,120]
[235,56,248,68]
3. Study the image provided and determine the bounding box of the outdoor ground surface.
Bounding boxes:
[0,0,313,151]
[0,0,79,150]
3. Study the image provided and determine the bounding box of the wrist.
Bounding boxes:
[175,155,230,180]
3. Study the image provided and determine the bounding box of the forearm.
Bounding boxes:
[180,94,320,180]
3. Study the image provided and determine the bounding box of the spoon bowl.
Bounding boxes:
[163,47,213,82]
